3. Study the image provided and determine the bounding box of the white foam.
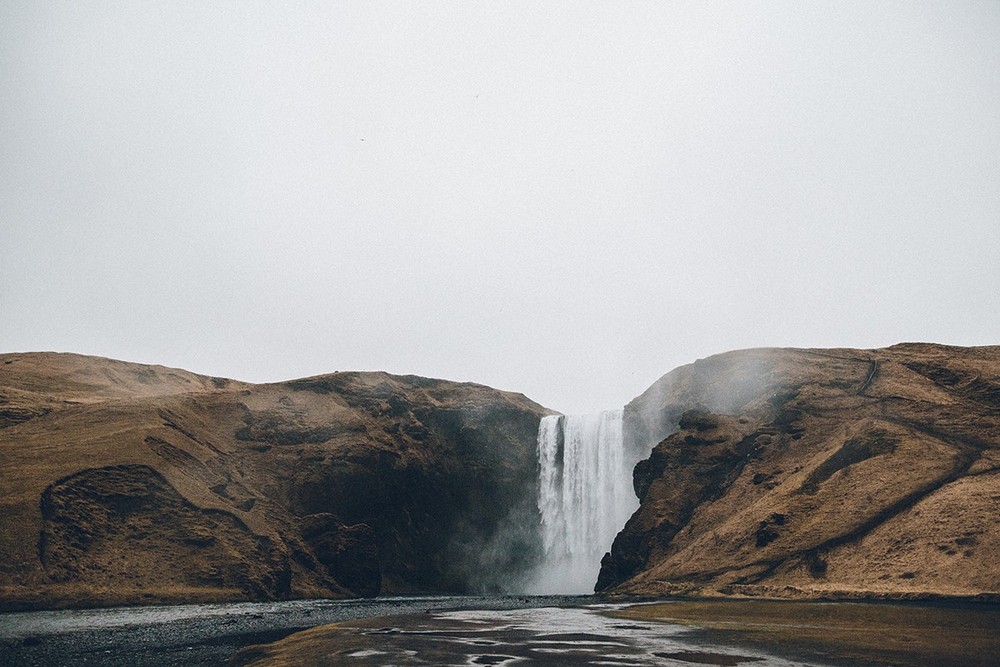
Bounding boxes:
[531,410,637,594]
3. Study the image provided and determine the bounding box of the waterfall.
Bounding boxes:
[531,409,637,594]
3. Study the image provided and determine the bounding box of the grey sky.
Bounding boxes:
[2,1,998,414]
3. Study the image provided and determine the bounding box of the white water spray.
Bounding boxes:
[531,410,638,594]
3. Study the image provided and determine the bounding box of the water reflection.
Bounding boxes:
[238,605,800,666]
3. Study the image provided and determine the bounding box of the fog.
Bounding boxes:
[2,2,998,414]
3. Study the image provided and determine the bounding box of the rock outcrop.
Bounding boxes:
[597,344,1000,600]
[0,353,549,610]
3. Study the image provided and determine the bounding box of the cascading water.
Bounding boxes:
[531,409,638,594]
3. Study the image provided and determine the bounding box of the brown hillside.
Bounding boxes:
[0,353,549,611]
[598,343,1000,600]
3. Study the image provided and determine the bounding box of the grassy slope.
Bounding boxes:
[0,353,547,610]
[601,343,1000,600]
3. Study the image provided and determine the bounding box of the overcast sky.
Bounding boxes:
[2,2,998,414]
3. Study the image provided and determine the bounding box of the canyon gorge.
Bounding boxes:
[1,343,998,611]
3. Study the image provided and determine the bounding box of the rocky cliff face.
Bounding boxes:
[597,344,1000,600]
[0,353,549,610]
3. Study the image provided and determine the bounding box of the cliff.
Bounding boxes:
[0,353,549,610]
[597,343,1000,600]
[6,344,997,610]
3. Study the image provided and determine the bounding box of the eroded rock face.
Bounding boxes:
[40,465,291,599]
[0,354,549,610]
[298,513,380,597]
[598,344,1000,600]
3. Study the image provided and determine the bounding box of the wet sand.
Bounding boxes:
[233,605,804,666]
[613,599,1000,667]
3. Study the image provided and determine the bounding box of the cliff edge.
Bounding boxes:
[0,353,549,610]
[598,343,1000,600]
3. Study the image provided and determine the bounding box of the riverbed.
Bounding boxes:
[0,596,574,666]
[1,596,583,666]
[1,596,997,666]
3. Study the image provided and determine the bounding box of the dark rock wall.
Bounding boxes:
[267,374,545,594]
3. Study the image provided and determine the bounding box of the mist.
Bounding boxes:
[2,2,998,414]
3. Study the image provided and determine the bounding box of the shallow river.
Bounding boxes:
[1,596,996,666]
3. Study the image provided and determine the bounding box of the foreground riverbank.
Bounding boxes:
[3,596,998,666]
